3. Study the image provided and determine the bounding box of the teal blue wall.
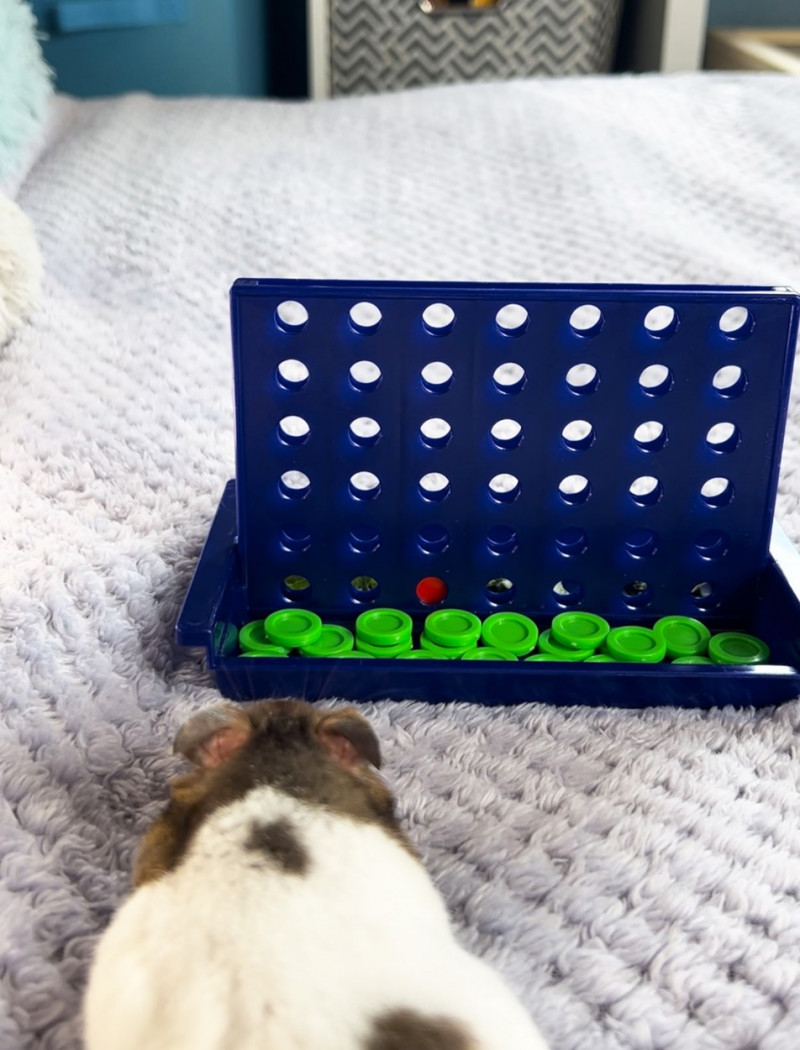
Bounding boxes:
[36,0,268,97]
[707,0,799,26]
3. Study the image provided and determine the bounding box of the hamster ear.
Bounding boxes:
[316,708,382,771]
[174,705,252,769]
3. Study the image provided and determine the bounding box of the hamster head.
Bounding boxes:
[134,700,412,887]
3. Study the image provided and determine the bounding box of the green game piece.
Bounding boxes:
[396,650,442,659]
[604,626,666,663]
[419,633,475,658]
[299,624,355,657]
[355,608,413,648]
[524,653,576,662]
[653,616,711,658]
[551,611,609,651]
[330,651,376,658]
[708,632,770,665]
[584,654,617,663]
[424,608,482,649]
[239,620,290,654]
[537,629,591,661]
[672,656,715,665]
[480,612,539,656]
[354,637,413,658]
[461,647,518,661]
[264,609,323,650]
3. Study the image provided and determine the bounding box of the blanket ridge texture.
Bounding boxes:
[2,74,800,1050]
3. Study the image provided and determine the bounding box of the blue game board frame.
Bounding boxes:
[177,280,800,707]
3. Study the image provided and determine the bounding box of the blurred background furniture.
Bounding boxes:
[308,0,623,99]
[28,0,800,101]
[705,28,800,73]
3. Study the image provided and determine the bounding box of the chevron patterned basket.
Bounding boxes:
[323,0,623,97]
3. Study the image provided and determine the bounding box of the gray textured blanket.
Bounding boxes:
[3,73,800,1050]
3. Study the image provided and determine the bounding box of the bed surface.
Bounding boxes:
[3,72,800,1049]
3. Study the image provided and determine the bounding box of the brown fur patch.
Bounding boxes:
[365,1008,475,1050]
[244,817,308,874]
[133,701,415,888]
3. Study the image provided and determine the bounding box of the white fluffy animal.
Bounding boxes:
[83,700,550,1050]
[0,190,42,345]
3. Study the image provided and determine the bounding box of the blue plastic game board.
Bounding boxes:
[177,279,800,706]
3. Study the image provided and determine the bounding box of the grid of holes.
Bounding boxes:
[271,300,754,610]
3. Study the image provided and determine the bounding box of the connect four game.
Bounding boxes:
[177,279,800,707]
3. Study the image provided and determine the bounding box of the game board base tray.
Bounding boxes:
[177,481,800,708]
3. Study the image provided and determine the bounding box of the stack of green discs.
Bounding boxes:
[551,612,609,652]
[421,609,482,658]
[653,616,710,659]
[480,612,538,657]
[239,605,772,668]
[463,647,518,661]
[298,623,355,657]
[238,619,292,657]
[355,608,413,657]
[527,612,609,661]
[604,626,666,663]
[708,632,770,665]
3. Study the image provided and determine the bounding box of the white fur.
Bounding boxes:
[84,786,549,1050]
[0,190,42,344]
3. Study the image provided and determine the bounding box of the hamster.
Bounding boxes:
[83,699,550,1050]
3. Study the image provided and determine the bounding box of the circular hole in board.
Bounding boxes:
[419,418,452,448]
[422,303,455,335]
[349,361,382,392]
[561,420,595,451]
[629,476,663,506]
[486,525,519,554]
[639,364,673,396]
[488,473,520,503]
[622,580,651,608]
[701,477,733,507]
[419,472,451,501]
[421,361,454,393]
[281,574,311,600]
[485,577,516,604]
[555,527,588,557]
[349,472,381,500]
[691,580,719,611]
[417,524,450,554]
[490,419,523,450]
[279,470,310,499]
[492,362,526,394]
[558,474,591,505]
[552,579,584,607]
[719,306,753,338]
[349,526,380,553]
[713,365,747,398]
[275,300,309,331]
[349,301,382,333]
[633,421,667,452]
[566,363,599,394]
[695,529,729,560]
[278,415,310,445]
[280,525,311,552]
[705,422,740,454]
[416,576,448,605]
[276,359,310,391]
[349,417,381,446]
[569,305,603,337]
[624,528,658,558]
[495,303,529,335]
[643,305,677,336]
[350,575,379,602]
